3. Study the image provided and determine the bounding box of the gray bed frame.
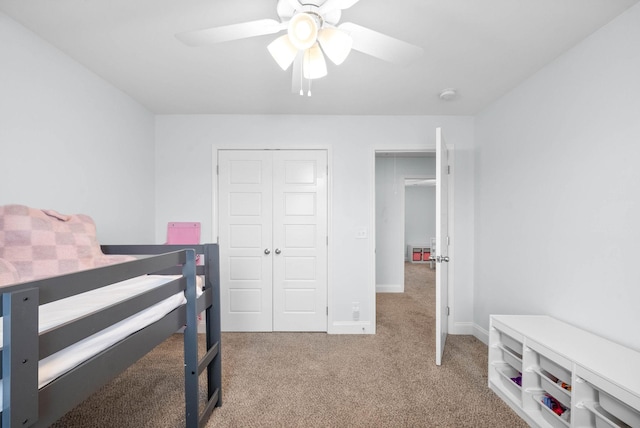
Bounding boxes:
[1,243,221,428]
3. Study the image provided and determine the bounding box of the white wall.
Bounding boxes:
[0,12,156,243]
[155,115,475,333]
[474,4,640,350]
[405,185,436,258]
[375,155,435,292]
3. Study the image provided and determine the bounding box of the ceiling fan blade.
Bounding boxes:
[286,0,301,10]
[319,0,361,14]
[277,0,300,19]
[323,9,342,25]
[338,22,423,64]
[176,19,285,46]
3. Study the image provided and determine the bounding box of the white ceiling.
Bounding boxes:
[1,0,637,115]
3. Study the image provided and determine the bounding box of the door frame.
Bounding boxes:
[371,144,455,336]
[212,145,333,331]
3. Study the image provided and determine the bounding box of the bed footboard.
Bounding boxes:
[101,244,222,428]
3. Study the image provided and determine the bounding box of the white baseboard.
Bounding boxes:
[449,321,474,335]
[473,323,490,345]
[376,284,404,293]
[329,321,374,334]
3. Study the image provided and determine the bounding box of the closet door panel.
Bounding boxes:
[219,150,273,332]
[272,150,328,332]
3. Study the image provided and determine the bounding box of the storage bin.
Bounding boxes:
[500,344,523,373]
[540,354,571,385]
[499,331,523,356]
[540,405,570,428]
[537,369,571,408]
[599,390,639,427]
[590,403,629,428]
[496,365,522,402]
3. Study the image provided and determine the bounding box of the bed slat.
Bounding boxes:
[38,277,186,359]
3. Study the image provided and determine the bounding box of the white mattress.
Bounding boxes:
[0,274,196,402]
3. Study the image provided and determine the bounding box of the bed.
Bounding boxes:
[0,243,221,428]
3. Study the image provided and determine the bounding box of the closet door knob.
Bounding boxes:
[264,248,271,255]
[275,248,281,255]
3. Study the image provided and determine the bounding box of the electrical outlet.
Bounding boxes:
[352,302,360,321]
[355,228,367,239]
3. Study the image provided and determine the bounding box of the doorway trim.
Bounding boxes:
[371,144,456,335]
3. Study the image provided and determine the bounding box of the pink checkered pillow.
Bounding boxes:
[0,258,20,287]
[0,205,134,282]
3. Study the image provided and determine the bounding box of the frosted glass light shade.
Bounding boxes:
[288,13,318,50]
[303,43,327,79]
[267,34,298,70]
[318,27,353,65]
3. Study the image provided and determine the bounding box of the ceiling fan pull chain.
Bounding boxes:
[299,57,304,96]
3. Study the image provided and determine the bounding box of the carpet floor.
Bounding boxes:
[53,262,526,427]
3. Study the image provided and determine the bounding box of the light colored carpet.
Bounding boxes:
[54,262,526,427]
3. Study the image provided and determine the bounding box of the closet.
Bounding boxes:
[218,150,327,332]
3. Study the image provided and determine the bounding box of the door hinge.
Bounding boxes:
[447,165,450,175]
[326,235,329,246]
[447,306,450,316]
[216,165,219,175]
[447,236,450,246]
[326,306,328,315]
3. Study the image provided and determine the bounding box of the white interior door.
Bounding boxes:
[435,128,450,366]
[272,151,327,331]
[219,150,327,332]
[219,150,273,331]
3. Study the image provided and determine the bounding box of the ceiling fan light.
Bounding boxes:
[303,43,327,79]
[288,13,319,50]
[318,27,353,65]
[267,34,298,70]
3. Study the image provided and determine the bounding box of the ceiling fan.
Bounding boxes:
[176,0,424,95]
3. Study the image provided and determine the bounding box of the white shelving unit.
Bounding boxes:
[489,315,640,428]
[407,244,431,264]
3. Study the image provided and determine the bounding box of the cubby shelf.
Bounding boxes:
[489,315,640,428]
[407,244,431,264]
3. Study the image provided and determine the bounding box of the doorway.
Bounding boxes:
[375,152,436,293]
[373,137,453,364]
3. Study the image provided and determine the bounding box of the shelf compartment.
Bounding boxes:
[599,390,639,427]
[495,364,523,403]
[532,367,572,409]
[534,394,570,428]
[539,354,571,385]
[497,330,523,357]
[498,343,523,372]
[581,401,630,428]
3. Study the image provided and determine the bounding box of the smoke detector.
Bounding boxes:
[439,88,457,101]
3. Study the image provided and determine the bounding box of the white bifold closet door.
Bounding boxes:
[218,150,327,332]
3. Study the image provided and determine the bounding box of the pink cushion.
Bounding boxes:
[0,205,135,283]
[166,222,201,244]
[0,258,20,287]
